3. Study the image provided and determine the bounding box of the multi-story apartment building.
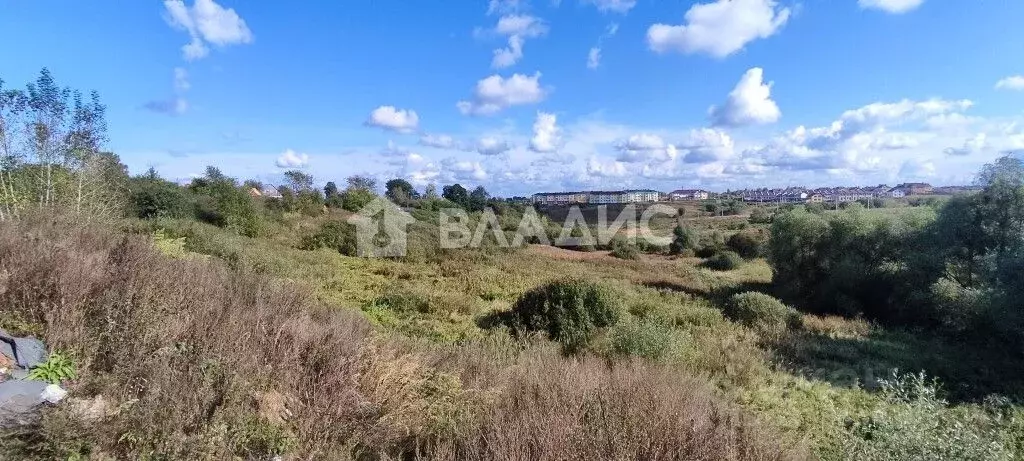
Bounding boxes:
[621,189,661,203]
[531,189,662,205]
[531,191,589,205]
[668,189,710,201]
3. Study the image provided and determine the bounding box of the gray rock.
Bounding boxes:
[12,337,46,369]
[8,369,28,380]
[0,379,48,427]
[0,340,13,364]
[0,328,13,364]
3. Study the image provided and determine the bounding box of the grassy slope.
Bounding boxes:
[1,216,807,460]
[113,207,1024,459]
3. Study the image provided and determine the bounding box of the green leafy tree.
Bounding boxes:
[346,175,377,193]
[385,178,419,205]
[424,183,438,199]
[130,168,190,219]
[468,185,489,211]
[284,170,314,192]
[442,183,469,208]
[324,181,338,198]
[189,166,263,237]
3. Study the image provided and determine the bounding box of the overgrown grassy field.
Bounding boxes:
[80,200,1019,460]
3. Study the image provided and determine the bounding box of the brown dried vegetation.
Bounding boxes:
[0,215,807,460]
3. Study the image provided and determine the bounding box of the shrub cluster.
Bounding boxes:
[702,250,744,271]
[299,220,358,256]
[725,292,801,338]
[726,231,766,259]
[503,279,620,352]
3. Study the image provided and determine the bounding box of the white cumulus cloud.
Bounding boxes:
[489,15,548,68]
[457,72,548,116]
[858,0,925,14]
[996,76,1024,91]
[365,106,420,133]
[944,133,988,156]
[419,133,458,149]
[582,0,637,14]
[646,0,790,58]
[530,112,562,152]
[442,158,488,182]
[710,67,781,127]
[275,149,309,168]
[679,128,735,163]
[476,137,512,156]
[163,0,253,61]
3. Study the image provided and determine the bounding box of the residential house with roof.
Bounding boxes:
[669,189,710,201]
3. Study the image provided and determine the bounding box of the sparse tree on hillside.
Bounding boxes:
[346,175,377,193]
[243,179,263,191]
[324,181,338,198]
[385,178,419,205]
[469,185,489,211]
[0,69,124,219]
[284,169,314,193]
[424,183,438,199]
[443,183,468,207]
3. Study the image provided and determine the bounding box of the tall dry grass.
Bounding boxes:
[0,215,807,460]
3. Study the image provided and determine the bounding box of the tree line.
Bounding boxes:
[768,155,1024,350]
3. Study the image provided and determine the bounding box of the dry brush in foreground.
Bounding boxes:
[0,216,807,460]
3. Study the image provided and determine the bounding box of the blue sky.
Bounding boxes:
[2,0,1024,195]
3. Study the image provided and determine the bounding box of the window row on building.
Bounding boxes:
[532,189,662,205]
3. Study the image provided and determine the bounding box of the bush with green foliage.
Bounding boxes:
[669,224,699,255]
[610,239,641,260]
[702,250,744,271]
[727,231,765,259]
[724,292,800,337]
[839,371,1012,460]
[299,220,357,256]
[768,205,935,321]
[340,189,376,212]
[503,279,620,353]
[188,167,264,237]
[610,318,672,360]
[749,207,773,224]
[130,173,191,219]
[805,202,826,214]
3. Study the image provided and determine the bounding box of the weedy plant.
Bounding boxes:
[27,351,77,384]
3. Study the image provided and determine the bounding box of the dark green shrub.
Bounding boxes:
[749,207,773,224]
[636,238,668,255]
[299,220,357,256]
[130,177,191,219]
[504,279,620,352]
[341,189,377,212]
[606,237,638,259]
[669,224,699,255]
[725,292,800,337]
[726,231,765,259]
[702,250,743,271]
